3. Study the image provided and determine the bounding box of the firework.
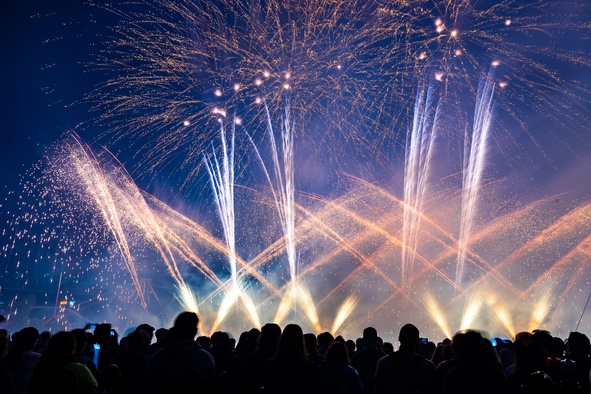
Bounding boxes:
[78,0,591,189]
[456,70,495,287]
[402,79,441,284]
[204,121,261,330]
[3,0,591,341]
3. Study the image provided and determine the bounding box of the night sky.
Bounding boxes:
[2,0,591,341]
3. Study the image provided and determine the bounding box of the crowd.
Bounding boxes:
[0,311,590,394]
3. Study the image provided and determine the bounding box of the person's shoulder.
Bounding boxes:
[370,347,387,357]
[194,346,215,362]
[385,350,429,366]
[376,351,397,368]
[345,363,361,375]
[65,360,89,370]
[416,354,436,370]
[23,350,42,360]
[65,360,97,378]
[390,350,411,360]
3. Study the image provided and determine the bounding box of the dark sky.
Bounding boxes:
[1,1,90,186]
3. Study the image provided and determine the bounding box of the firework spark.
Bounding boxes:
[456,71,495,287]
[78,0,591,188]
[402,79,441,284]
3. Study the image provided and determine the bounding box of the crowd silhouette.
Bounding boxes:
[0,311,590,394]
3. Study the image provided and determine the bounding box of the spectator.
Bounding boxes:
[144,311,215,394]
[261,323,316,394]
[375,323,436,394]
[4,327,41,394]
[92,324,120,373]
[317,332,334,359]
[107,330,149,394]
[316,340,363,394]
[346,339,356,357]
[209,331,245,394]
[304,333,322,366]
[31,332,50,355]
[440,330,506,394]
[382,342,394,355]
[243,323,281,393]
[146,328,168,356]
[506,331,534,393]
[565,331,591,393]
[28,331,98,394]
[0,328,16,394]
[234,328,260,363]
[70,329,99,382]
[134,324,155,356]
[351,327,386,394]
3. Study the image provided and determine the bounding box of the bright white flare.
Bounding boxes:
[491,300,516,339]
[402,81,440,283]
[460,292,484,331]
[423,292,452,339]
[456,71,495,286]
[529,277,557,331]
[204,122,237,281]
[248,102,321,329]
[204,122,261,330]
[331,294,359,335]
[174,283,199,313]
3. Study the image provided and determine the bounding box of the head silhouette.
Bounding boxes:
[567,331,590,359]
[276,324,306,360]
[172,311,199,340]
[398,323,420,351]
[325,341,350,364]
[211,331,232,351]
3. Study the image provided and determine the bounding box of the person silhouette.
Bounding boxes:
[260,324,316,394]
[28,331,98,394]
[440,330,506,394]
[351,327,386,394]
[4,327,41,394]
[375,323,436,394]
[316,340,364,394]
[143,311,215,394]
